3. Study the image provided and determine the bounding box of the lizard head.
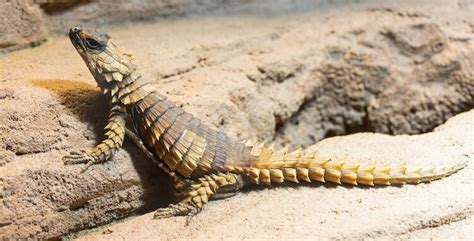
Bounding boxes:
[69,25,136,92]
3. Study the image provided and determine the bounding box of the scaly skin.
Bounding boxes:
[63,25,468,219]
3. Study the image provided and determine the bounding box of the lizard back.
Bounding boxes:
[131,92,252,179]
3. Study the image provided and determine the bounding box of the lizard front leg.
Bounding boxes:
[63,107,126,171]
[153,172,245,219]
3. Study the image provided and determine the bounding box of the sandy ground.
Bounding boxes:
[0,0,473,239]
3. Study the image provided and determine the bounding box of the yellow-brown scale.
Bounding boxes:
[94,38,408,187]
[226,141,467,186]
[123,84,466,187]
[66,26,469,217]
[128,88,250,180]
[131,94,199,177]
[86,110,126,162]
[190,122,217,178]
[102,51,466,186]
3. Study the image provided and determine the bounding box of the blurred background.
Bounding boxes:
[1,0,411,53]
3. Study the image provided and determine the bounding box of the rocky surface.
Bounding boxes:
[0,0,473,239]
[75,110,474,240]
[2,0,382,53]
[1,0,191,53]
[0,0,46,52]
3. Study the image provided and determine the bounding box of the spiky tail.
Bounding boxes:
[236,141,467,186]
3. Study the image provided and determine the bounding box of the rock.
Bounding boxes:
[0,0,197,53]
[270,21,473,146]
[0,0,472,239]
[41,0,191,33]
[1,0,270,53]
[0,0,46,53]
[72,110,474,241]
[36,0,93,13]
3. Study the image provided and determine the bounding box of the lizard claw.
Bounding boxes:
[63,149,96,172]
[153,202,200,224]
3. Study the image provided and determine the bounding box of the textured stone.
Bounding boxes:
[0,0,472,239]
[0,0,46,53]
[42,0,191,32]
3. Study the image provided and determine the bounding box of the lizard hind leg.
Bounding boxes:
[211,174,247,200]
[153,173,244,220]
[123,127,244,219]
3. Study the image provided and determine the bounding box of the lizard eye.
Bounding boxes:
[85,38,101,50]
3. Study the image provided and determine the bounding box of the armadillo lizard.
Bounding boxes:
[63,25,467,218]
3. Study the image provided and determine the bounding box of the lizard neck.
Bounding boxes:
[108,70,154,107]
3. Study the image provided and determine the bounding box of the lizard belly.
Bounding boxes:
[130,93,250,179]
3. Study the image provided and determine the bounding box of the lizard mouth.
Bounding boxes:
[69,25,87,53]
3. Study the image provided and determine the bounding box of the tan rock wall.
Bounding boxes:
[0,0,472,239]
[0,0,46,53]
[0,0,191,53]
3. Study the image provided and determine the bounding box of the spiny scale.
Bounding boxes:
[129,87,467,186]
[66,27,468,218]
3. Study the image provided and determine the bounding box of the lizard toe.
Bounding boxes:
[63,150,95,165]
[153,203,200,220]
